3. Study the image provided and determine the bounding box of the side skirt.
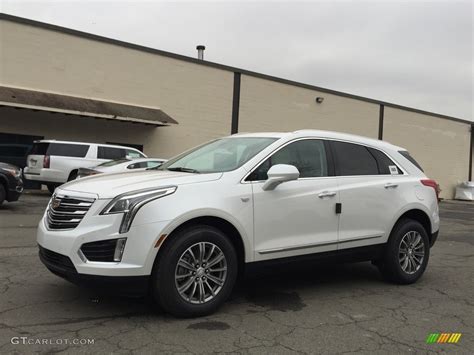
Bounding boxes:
[245,243,386,273]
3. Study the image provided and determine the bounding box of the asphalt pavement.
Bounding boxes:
[0,192,472,354]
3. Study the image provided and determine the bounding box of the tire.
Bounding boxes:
[0,184,5,205]
[46,184,57,194]
[378,218,430,284]
[152,225,238,317]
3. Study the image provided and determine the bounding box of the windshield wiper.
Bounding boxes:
[167,167,200,174]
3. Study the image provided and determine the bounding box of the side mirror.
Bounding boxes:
[262,164,300,191]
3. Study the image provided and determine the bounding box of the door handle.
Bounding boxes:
[318,191,336,198]
[384,183,398,189]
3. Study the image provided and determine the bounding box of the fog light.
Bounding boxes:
[114,238,127,262]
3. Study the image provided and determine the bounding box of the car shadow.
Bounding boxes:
[49,260,383,319]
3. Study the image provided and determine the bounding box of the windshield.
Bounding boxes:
[158,137,278,173]
[97,159,130,167]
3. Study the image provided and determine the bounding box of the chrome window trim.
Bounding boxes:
[240,137,407,184]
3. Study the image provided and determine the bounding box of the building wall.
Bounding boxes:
[383,107,471,198]
[0,19,233,158]
[239,75,380,138]
[0,18,472,199]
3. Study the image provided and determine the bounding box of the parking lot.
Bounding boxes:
[0,192,472,354]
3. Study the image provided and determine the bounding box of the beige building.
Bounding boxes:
[0,14,472,198]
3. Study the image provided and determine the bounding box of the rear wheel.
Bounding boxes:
[378,218,430,284]
[152,225,238,317]
[0,184,6,205]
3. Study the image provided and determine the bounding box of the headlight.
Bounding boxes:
[3,168,21,178]
[100,186,177,233]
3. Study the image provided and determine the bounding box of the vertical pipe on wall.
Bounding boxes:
[378,104,385,140]
[231,72,241,134]
[469,124,473,181]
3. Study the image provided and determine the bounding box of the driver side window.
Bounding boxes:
[247,139,328,181]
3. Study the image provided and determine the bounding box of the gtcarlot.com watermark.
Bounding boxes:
[11,337,94,346]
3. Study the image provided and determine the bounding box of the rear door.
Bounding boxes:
[330,141,405,249]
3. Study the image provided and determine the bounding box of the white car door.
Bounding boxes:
[329,141,406,249]
[248,139,340,261]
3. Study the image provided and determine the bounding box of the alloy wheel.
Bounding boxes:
[174,242,228,304]
[399,231,425,274]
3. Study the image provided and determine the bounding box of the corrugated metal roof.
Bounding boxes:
[0,86,178,126]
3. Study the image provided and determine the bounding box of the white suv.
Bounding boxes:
[37,130,440,317]
[24,140,146,193]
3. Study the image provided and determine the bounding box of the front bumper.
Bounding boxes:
[37,197,170,278]
[39,245,149,296]
[7,178,23,202]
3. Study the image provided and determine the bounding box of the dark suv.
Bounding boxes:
[0,162,23,205]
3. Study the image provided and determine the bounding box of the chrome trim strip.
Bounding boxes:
[257,235,382,254]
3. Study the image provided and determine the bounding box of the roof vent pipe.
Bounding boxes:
[196,45,205,60]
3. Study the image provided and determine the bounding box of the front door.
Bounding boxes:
[247,139,340,261]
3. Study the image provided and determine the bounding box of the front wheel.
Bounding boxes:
[152,225,238,317]
[378,218,430,284]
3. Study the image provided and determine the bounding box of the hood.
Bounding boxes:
[59,170,223,199]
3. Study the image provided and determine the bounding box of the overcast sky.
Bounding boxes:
[2,0,473,120]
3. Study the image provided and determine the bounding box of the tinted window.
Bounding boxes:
[30,143,89,157]
[399,150,424,172]
[29,143,49,155]
[248,140,328,181]
[46,143,89,158]
[98,147,126,160]
[368,148,402,175]
[332,141,378,176]
[127,162,147,169]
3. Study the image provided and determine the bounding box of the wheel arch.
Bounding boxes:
[391,208,433,243]
[154,215,248,278]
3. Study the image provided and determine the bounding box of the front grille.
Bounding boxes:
[81,239,118,262]
[39,245,76,273]
[46,194,95,230]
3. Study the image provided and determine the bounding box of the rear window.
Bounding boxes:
[331,141,378,176]
[30,143,49,155]
[30,143,89,158]
[399,150,424,172]
[368,148,402,175]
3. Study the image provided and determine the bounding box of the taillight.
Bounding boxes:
[421,179,440,201]
[43,155,50,168]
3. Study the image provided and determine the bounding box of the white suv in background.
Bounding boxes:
[37,130,440,317]
[24,140,146,193]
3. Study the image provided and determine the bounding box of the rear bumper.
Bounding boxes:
[24,168,66,184]
[39,245,149,296]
